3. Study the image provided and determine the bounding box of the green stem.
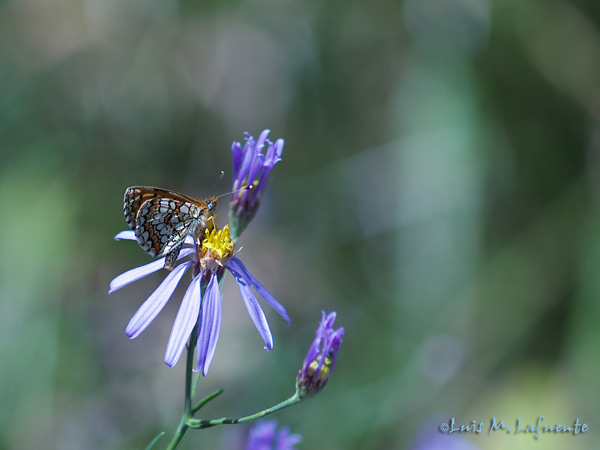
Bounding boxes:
[191,371,201,400]
[186,393,302,429]
[144,431,166,450]
[193,389,224,415]
[164,319,200,450]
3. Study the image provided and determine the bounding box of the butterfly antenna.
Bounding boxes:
[210,171,225,196]
[216,184,253,199]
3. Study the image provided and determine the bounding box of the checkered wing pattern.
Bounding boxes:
[135,196,200,257]
[123,187,216,270]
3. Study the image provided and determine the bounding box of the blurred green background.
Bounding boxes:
[1,0,599,449]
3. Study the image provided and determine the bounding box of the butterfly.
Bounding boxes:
[123,186,218,270]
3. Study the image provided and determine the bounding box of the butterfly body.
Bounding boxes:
[123,186,217,270]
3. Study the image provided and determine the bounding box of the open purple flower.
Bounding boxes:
[109,226,290,375]
[246,420,302,450]
[296,311,344,399]
[230,129,283,238]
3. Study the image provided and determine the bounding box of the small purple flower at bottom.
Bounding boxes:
[108,226,290,375]
[246,420,302,450]
[296,311,344,399]
[230,129,283,238]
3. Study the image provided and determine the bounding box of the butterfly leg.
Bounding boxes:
[164,240,185,271]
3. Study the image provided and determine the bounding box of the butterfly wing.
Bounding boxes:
[124,187,205,233]
[135,196,200,257]
[123,186,217,269]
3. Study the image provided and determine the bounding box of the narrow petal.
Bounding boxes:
[196,273,222,376]
[328,327,345,368]
[236,275,273,350]
[266,138,284,164]
[239,137,257,182]
[164,273,202,367]
[321,311,337,331]
[247,153,265,189]
[125,262,191,339]
[302,333,321,373]
[231,141,244,180]
[114,230,136,241]
[255,139,282,200]
[228,257,290,324]
[108,248,195,294]
[255,129,270,153]
[109,259,166,294]
[247,156,266,204]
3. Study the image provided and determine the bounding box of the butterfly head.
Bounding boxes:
[206,196,217,212]
[199,195,218,228]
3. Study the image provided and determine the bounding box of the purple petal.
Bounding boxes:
[114,230,136,241]
[236,275,273,350]
[196,273,222,376]
[322,311,337,330]
[125,262,191,339]
[276,426,302,450]
[238,137,257,183]
[109,248,196,294]
[246,420,301,450]
[164,273,202,367]
[231,141,244,181]
[228,257,290,324]
[264,138,283,166]
[302,333,321,374]
[255,129,270,154]
[247,153,265,188]
[109,259,165,293]
[328,327,345,368]
[246,420,278,450]
[250,138,283,203]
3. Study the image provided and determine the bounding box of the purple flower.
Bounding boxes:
[109,226,290,375]
[296,311,344,399]
[245,420,302,450]
[230,129,283,238]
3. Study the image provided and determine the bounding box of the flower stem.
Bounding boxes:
[185,392,302,429]
[144,431,165,450]
[193,389,224,415]
[164,318,200,450]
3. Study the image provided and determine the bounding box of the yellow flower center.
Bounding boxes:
[201,225,234,261]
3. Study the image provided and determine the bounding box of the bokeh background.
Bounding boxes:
[1,0,600,449]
